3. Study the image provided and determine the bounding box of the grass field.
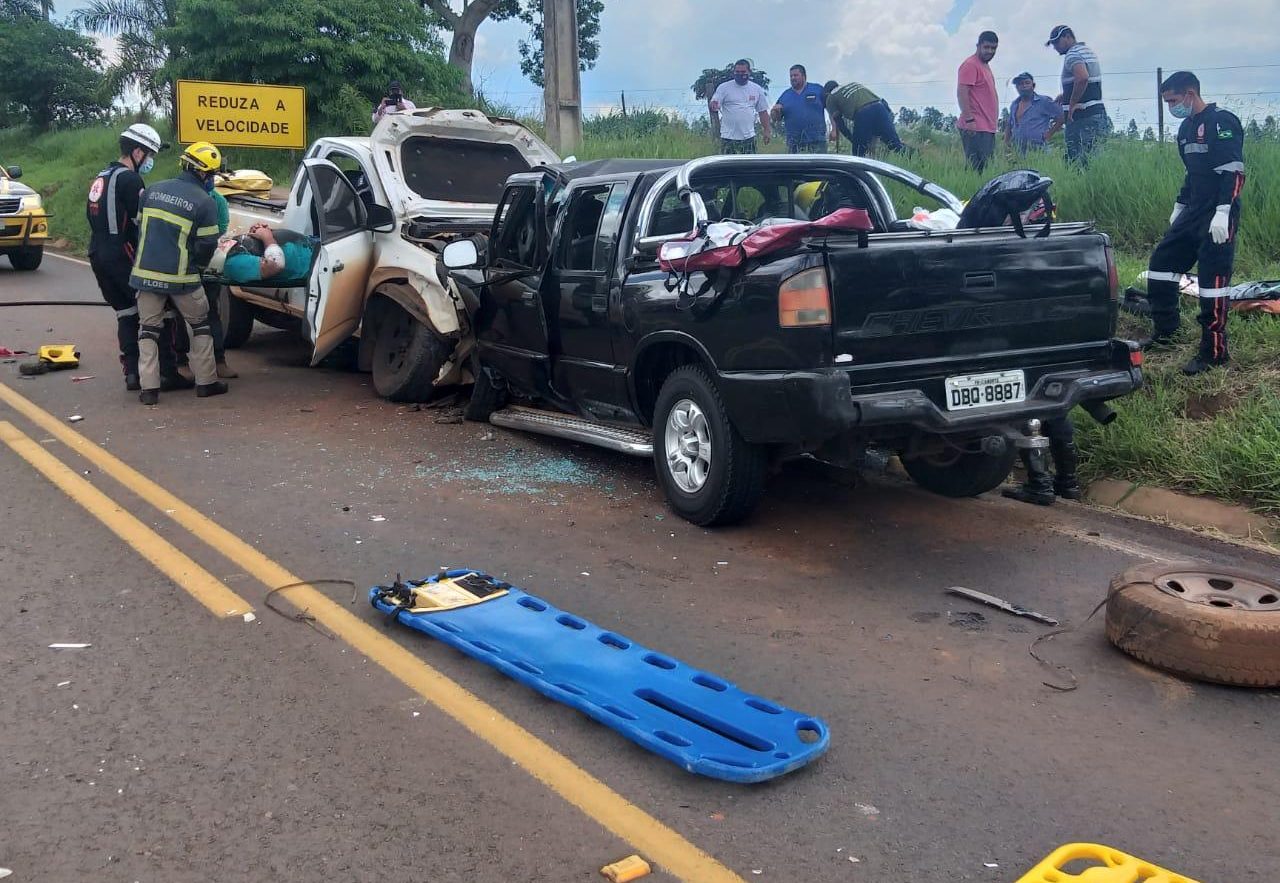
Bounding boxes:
[3,117,1278,515]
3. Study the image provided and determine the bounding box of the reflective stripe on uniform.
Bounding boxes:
[1198,287,1232,299]
[138,324,163,341]
[115,306,139,318]
[1183,143,1209,154]
[1147,271,1183,282]
[1214,161,1245,173]
[105,166,124,236]
[135,206,196,284]
[196,225,220,237]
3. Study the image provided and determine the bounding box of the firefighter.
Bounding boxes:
[129,141,229,404]
[1144,71,1246,375]
[85,124,186,391]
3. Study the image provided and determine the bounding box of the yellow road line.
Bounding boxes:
[0,420,252,618]
[0,383,744,883]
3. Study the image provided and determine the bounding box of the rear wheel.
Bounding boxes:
[218,286,256,349]
[8,246,43,271]
[653,365,768,526]
[370,301,451,402]
[901,443,1016,498]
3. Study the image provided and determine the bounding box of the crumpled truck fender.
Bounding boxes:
[358,245,475,387]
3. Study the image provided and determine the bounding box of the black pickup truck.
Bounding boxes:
[443,154,1142,525]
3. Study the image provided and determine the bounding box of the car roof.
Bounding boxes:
[539,159,683,182]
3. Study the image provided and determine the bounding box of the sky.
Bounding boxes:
[467,0,1280,129]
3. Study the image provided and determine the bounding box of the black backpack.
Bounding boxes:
[958,170,1055,238]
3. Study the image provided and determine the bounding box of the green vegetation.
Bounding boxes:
[2,113,1277,515]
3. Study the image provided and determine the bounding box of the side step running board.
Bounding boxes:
[490,405,653,457]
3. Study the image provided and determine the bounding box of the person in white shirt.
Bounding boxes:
[709,60,772,154]
[372,79,417,124]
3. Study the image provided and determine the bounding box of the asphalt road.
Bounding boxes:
[2,253,1277,882]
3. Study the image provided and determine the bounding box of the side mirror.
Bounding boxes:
[442,238,480,270]
[366,202,395,233]
[5,165,21,180]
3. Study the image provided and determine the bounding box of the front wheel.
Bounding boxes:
[370,301,451,402]
[8,246,43,271]
[901,443,1017,498]
[217,286,256,349]
[652,365,768,526]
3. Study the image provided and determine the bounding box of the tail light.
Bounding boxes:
[1104,245,1119,301]
[778,267,831,328]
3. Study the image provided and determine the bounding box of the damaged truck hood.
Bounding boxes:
[370,108,560,223]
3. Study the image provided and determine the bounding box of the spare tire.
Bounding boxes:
[1105,563,1280,687]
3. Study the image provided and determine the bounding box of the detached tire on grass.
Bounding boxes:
[1106,563,1280,687]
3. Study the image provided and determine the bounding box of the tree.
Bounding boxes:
[421,0,604,95]
[165,0,465,136]
[690,62,769,140]
[1126,118,1139,139]
[515,0,603,88]
[72,0,178,113]
[921,106,945,130]
[0,14,112,129]
[897,106,920,127]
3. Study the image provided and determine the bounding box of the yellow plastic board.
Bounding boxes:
[1017,843,1201,883]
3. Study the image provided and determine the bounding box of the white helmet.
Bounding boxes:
[121,123,165,154]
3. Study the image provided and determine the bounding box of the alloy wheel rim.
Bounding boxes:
[664,399,711,493]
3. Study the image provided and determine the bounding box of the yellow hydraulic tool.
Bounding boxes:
[38,344,80,367]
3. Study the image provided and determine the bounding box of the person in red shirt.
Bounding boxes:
[956,31,1000,172]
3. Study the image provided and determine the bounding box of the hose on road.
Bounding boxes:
[0,300,111,307]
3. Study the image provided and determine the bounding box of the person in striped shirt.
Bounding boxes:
[1046,25,1110,165]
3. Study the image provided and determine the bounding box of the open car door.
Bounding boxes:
[299,158,375,365]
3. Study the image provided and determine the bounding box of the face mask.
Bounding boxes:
[139,155,155,175]
[1169,101,1194,119]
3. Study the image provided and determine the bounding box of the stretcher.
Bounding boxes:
[370,570,830,783]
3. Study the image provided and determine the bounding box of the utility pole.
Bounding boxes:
[1156,67,1165,143]
[543,0,583,155]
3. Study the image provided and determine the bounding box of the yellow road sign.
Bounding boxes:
[177,79,306,150]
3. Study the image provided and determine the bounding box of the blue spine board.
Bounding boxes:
[370,571,829,784]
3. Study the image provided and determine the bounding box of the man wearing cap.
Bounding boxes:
[372,79,416,124]
[1005,72,1064,154]
[956,31,1000,172]
[1046,25,1110,165]
[86,123,186,392]
[1144,71,1246,375]
[823,80,906,156]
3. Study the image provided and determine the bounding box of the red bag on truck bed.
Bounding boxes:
[659,208,873,274]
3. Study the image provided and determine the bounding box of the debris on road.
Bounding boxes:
[68,415,84,423]
[55,681,71,687]
[854,803,880,817]
[433,413,464,425]
[370,515,387,522]
[70,375,96,382]
[49,643,91,649]
[983,861,999,869]
[600,854,651,882]
[243,612,256,623]
[947,586,1059,626]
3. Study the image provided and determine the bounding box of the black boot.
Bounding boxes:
[160,373,195,391]
[1050,436,1083,501]
[1003,447,1056,506]
[125,373,141,391]
[196,381,229,398]
[139,389,159,405]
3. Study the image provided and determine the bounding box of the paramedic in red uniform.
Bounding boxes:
[1144,71,1246,375]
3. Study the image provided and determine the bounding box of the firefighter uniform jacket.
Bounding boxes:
[1173,103,1245,219]
[129,170,220,295]
[86,162,145,268]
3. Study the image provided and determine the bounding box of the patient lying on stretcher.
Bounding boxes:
[209,223,315,284]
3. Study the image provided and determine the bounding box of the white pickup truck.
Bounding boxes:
[220,108,558,400]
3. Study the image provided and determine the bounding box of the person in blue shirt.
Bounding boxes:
[1004,72,1064,154]
[770,65,828,153]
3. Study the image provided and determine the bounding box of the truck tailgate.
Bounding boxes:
[826,231,1114,375]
